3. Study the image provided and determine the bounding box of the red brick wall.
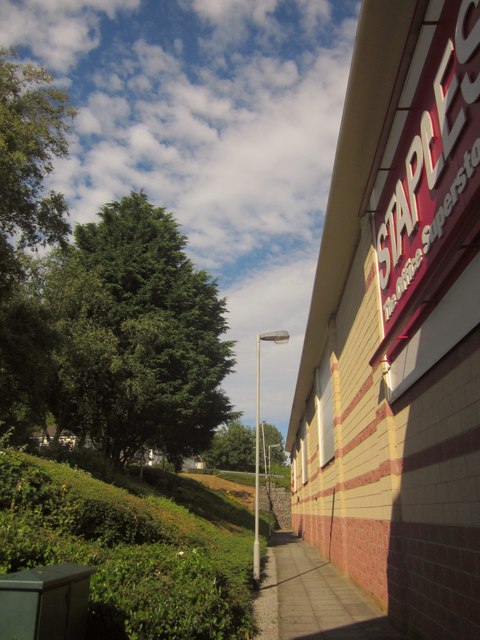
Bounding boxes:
[389,521,480,639]
[292,513,389,607]
[292,512,480,639]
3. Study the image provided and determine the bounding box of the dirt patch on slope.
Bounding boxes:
[181,473,255,511]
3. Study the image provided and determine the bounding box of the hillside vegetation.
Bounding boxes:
[0,444,268,639]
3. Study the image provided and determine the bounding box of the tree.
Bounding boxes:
[41,249,121,446]
[0,49,75,294]
[261,422,286,466]
[0,255,56,443]
[0,50,74,443]
[66,192,236,467]
[203,421,285,471]
[203,421,255,471]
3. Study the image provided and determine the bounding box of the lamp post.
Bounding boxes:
[268,443,282,538]
[254,330,289,589]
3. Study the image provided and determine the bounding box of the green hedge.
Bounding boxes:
[0,510,103,574]
[88,544,253,640]
[0,447,257,639]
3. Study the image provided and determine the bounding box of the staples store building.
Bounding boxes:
[287,1,480,638]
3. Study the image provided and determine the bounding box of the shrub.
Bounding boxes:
[88,544,254,640]
[0,510,104,574]
[0,446,64,517]
[0,450,190,547]
[25,455,193,546]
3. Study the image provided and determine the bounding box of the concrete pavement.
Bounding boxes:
[256,531,408,640]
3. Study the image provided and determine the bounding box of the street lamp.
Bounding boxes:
[253,330,289,589]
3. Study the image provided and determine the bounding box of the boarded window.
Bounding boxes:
[292,453,297,492]
[300,419,308,484]
[316,354,335,467]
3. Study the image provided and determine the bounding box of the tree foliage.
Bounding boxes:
[44,192,236,468]
[0,266,55,443]
[203,421,285,471]
[0,51,238,469]
[260,422,286,466]
[0,49,74,440]
[0,49,75,294]
[41,250,121,445]
[203,421,255,471]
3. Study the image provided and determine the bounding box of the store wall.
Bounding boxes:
[291,214,395,607]
[290,211,480,637]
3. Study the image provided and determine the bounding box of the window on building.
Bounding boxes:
[300,419,308,484]
[316,354,335,467]
[291,453,297,492]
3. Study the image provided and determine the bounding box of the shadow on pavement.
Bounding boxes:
[286,616,406,639]
[268,530,408,640]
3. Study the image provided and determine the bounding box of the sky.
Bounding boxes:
[2,0,360,441]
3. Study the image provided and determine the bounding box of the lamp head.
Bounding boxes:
[259,330,290,344]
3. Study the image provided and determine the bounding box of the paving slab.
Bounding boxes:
[267,530,407,640]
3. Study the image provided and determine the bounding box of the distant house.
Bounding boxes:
[287,2,480,639]
[182,458,206,472]
[31,430,201,472]
[33,425,82,448]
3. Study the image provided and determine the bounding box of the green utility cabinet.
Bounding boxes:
[0,563,96,640]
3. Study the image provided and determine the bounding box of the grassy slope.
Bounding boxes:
[0,450,268,639]
[208,465,291,490]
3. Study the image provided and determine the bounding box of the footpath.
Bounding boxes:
[254,530,408,640]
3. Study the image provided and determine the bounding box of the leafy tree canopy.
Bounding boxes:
[0,255,56,443]
[0,49,75,294]
[203,421,255,471]
[203,421,285,471]
[261,422,286,466]
[41,249,121,445]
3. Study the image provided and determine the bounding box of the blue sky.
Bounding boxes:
[2,0,360,440]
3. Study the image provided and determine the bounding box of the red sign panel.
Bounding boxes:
[374,0,480,344]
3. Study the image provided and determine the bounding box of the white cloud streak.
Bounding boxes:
[0,0,140,71]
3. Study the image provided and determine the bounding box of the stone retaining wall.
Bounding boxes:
[259,484,291,530]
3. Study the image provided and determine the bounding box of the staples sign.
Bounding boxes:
[375,0,480,328]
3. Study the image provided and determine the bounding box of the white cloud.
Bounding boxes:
[80,92,131,137]
[0,0,140,72]
[46,9,353,270]
[296,0,331,34]
[131,39,183,79]
[27,0,140,17]
[93,70,125,93]
[175,49,349,264]
[76,107,103,136]
[185,0,282,62]
[222,255,317,435]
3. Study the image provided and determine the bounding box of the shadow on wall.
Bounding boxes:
[386,326,480,640]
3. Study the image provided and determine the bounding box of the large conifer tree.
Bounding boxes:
[69,192,236,467]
